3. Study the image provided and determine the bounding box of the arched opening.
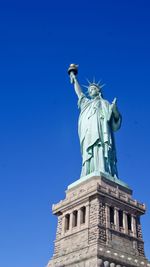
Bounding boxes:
[65,214,70,231]
[119,210,123,227]
[80,206,86,224]
[72,210,78,227]
[127,214,132,231]
[110,207,114,224]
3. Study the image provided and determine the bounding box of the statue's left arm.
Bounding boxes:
[111,98,122,131]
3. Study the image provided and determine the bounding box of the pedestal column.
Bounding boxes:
[131,215,137,237]
[77,208,81,230]
[114,207,119,231]
[123,211,128,234]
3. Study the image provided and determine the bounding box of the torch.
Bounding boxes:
[68,64,78,84]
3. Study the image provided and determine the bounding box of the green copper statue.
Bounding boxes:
[68,64,122,178]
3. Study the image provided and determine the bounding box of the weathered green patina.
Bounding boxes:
[68,64,122,180]
[78,91,121,178]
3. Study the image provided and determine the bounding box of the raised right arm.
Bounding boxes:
[70,72,83,99]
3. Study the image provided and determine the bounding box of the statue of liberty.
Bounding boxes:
[68,64,122,178]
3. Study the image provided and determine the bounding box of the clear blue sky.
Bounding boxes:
[0,1,150,266]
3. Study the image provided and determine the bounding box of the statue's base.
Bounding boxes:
[47,173,148,267]
[68,171,131,191]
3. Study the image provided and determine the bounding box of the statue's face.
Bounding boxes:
[89,85,99,98]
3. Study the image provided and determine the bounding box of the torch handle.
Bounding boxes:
[69,71,75,84]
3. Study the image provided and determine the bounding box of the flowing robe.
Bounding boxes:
[78,94,122,177]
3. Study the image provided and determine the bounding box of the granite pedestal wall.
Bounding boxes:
[47,175,150,267]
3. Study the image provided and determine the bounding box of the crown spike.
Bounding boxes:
[86,78,91,85]
[100,83,106,88]
[97,80,102,86]
[82,84,89,89]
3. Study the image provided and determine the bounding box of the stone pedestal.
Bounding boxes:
[47,174,150,267]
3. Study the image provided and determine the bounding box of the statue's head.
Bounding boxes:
[83,79,105,99]
[88,84,101,98]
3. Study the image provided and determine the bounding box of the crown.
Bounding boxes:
[83,78,105,91]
